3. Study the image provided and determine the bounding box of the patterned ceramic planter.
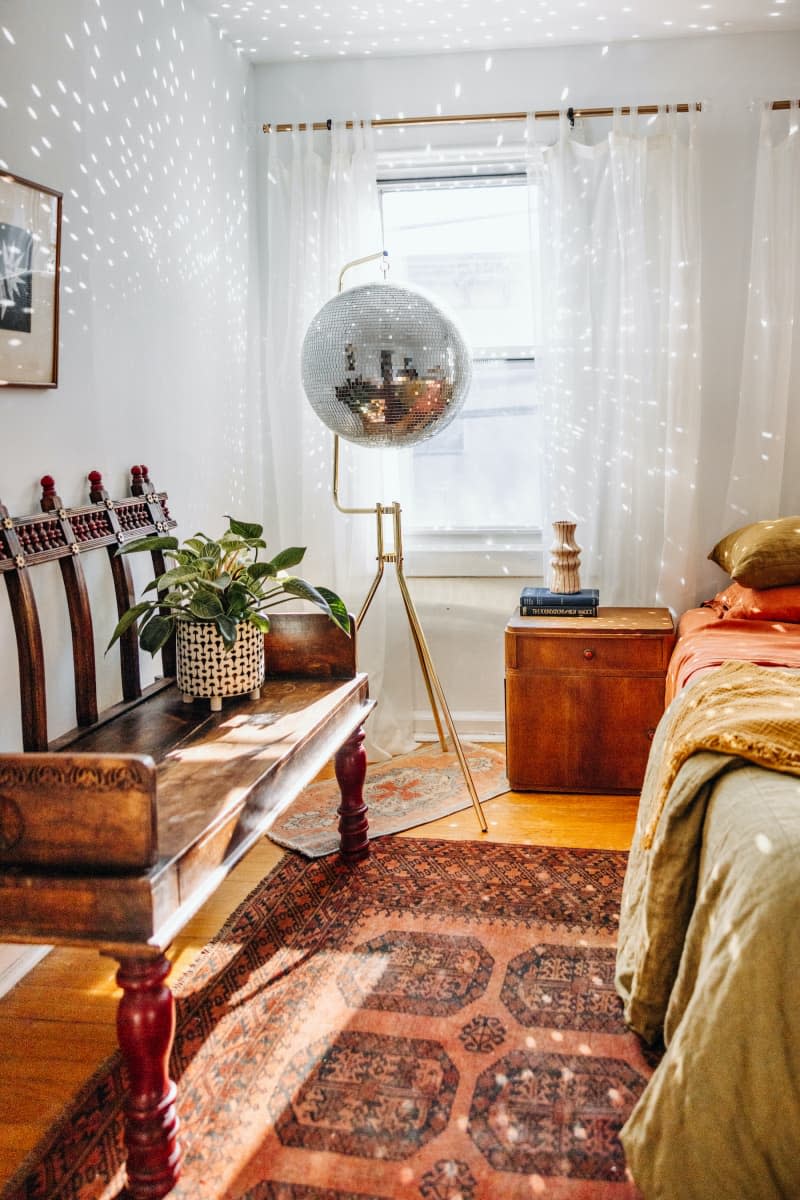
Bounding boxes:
[176,620,264,711]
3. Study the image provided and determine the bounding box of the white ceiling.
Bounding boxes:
[189,0,799,63]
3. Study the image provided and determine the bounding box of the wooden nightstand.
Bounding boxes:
[504,606,675,793]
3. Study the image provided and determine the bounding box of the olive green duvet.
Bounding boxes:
[616,665,800,1199]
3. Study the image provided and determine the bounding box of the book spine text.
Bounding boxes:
[520,606,598,617]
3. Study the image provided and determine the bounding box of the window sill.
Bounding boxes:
[404,529,543,578]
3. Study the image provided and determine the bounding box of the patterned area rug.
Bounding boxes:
[267,743,509,856]
[3,839,656,1200]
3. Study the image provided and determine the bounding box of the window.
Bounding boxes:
[380,178,541,575]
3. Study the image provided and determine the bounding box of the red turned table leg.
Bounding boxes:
[335,724,369,863]
[115,954,181,1199]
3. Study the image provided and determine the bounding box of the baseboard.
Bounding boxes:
[413,709,505,743]
[0,945,52,998]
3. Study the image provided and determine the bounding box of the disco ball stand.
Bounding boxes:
[301,252,488,833]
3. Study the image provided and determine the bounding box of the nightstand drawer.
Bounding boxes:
[511,631,668,674]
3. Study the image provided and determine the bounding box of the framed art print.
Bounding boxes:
[0,171,62,388]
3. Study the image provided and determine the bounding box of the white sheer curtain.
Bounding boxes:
[528,108,703,613]
[725,101,800,526]
[263,121,416,759]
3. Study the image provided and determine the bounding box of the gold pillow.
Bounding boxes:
[709,516,800,589]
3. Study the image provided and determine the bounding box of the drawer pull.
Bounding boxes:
[583,649,595,660]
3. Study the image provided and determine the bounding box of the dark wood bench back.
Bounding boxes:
[0,466,177,752]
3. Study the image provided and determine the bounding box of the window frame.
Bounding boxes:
[378,168,543,579]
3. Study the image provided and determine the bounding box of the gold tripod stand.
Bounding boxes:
[329,253,488,833]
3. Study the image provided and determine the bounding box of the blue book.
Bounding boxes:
[520,587,599,609]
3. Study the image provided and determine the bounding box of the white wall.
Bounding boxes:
[254,32,800,739]
[0,0,261,751]
[0,0,259,987]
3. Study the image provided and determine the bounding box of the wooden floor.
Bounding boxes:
[0,760,638,1187]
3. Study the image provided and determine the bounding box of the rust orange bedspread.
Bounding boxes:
[665,606,800,704]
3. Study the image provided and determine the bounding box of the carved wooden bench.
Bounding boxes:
[0,468,374,1199]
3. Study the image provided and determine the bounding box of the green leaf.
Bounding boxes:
[189,590,224,619]
[167,550,192,567]
[205,572,232,591]
[160,591,190,607]
[105,601,153,651]
[248,613,271,633]
[116,535,179,556]
[280,577,328,607]
[269,546,307,572]
[156,566,204,589]
[215,614,239,649]
[182,538,206,556]
[248,561,277,580]
[315,586,351,635]
[226,582,250,617]
[139,614,175,655]
[227,516,264,540]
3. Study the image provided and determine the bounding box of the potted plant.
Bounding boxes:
[108,516,350,710]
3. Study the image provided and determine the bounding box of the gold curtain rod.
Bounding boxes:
[263,103,700,134]
[261,98,800,134]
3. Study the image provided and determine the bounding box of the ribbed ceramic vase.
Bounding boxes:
[176,620,264,711]
[549,520,582,593]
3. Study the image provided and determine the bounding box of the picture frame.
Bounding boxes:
[0,170,62,388]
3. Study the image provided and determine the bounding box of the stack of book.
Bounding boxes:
[520,587,599,617]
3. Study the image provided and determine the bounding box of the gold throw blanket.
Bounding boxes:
[642,658,800,848]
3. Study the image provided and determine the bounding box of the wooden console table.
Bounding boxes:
[0,471,374,1198]
[505,606,674,793]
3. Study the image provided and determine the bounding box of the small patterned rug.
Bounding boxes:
[3,839,656,1200]
[267,743,509,857]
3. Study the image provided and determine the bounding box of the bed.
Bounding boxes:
[615,516,800,1198]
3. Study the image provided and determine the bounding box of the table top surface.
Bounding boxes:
[507,606,674,634]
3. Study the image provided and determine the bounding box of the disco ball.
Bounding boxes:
[300,282,472,449]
